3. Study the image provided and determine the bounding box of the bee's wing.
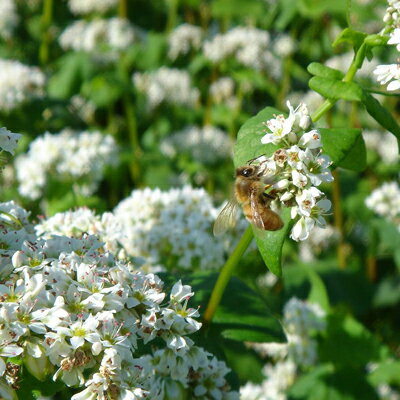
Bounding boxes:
[250,188,267,230]
[213,199,239,236]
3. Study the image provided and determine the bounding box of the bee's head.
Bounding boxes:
[236,165,256,178]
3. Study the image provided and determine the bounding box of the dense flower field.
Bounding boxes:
[0,0,399,399]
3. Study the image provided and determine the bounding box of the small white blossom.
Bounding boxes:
[67,0,118,15]
[0,59,45,112]
[0,0,18,39]
[133,67,199,109]
[168,23,203,60]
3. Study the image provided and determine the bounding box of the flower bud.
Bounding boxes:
[299,115,311,131]
[0,380,18,400]
[12,250,26,269]
[164,378,189,400]
[274,179,289,190]
[280,191,294,202]
[23,351,53,382]
[288,132,298,144]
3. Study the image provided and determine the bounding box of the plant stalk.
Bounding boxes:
[118,0,128,18]
[203,225,253,325]
[39,0,53,66]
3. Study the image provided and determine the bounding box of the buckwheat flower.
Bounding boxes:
[290,199,331,241]
[261,114,294,145]
[68,0,118,15]
[366,181,400,226]
[168,23,203,60]
[160,125,232,166]
[0,127,21,155]
[16,129,118,200]
[133,67,200,109]
[0,0,18,40]
[203,26,271,71]
[0,59,45,111]
[209,77,235,103]
[374,64,400,91]
[113,186,227,271]
[273,34,296,58]
[59,18,137,61]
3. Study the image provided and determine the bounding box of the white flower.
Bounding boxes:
[16,129,118,200]
[261,113,294,145]
[59,18,136,61]
[366,181,400,226]
[298,129,322,149]
[388,27,400,51]
[168,24,202,60]
[0,0,18,39]
[133,67,199,109]
[68,0,118,15]
[290,199,331,241]
[373,64,400,91]
[0,59,45,111]
[160,125,232,166]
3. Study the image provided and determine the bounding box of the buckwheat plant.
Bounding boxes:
[15,129,118,201]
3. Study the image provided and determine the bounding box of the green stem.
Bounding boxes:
[166,0,179,33]
[203,225,253,325]
[118,0,128,18]
[311,42,367,123]
[123,94,142,185]
[39,0,53,66]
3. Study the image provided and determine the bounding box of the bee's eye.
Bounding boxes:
[242,168,253,177]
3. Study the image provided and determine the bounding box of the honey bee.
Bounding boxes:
[213,162,283,236]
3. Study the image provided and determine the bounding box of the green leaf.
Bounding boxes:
[319,128,363,169]
[319,313,382,368]
[338,133,367,172]
[211,0,266,19]
[289,364,379,400]
[333,27,368,50]
[298,0,348,17]
[309,76,364,101]
[163,271,285,343]
[47,52,95,99]
[361,92,400,146]
[234,106,283,167]
[305,266,330,312]
[368,360,400,386]
[253,207,293,277]
[307,62,344,80]
[82,74,125,108]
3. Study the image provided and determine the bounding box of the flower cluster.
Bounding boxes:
[59,18,136,61]
[112,186,227,271]
[35,207,121,255]
[15,129,118,200]
[373,0,400,90]
[365,181,400,228]
[67,0,118,15]
[209,77,238,109]
[0,0,18,39]
[0,59,45,112]
[203,26,273,70]
[133,67,200,109]
[255,101,333,241]
[0,220,237,399]
[168,23,203,60]
[160,125,232,166]
[0,127,21,155]
[241,298,326,400]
